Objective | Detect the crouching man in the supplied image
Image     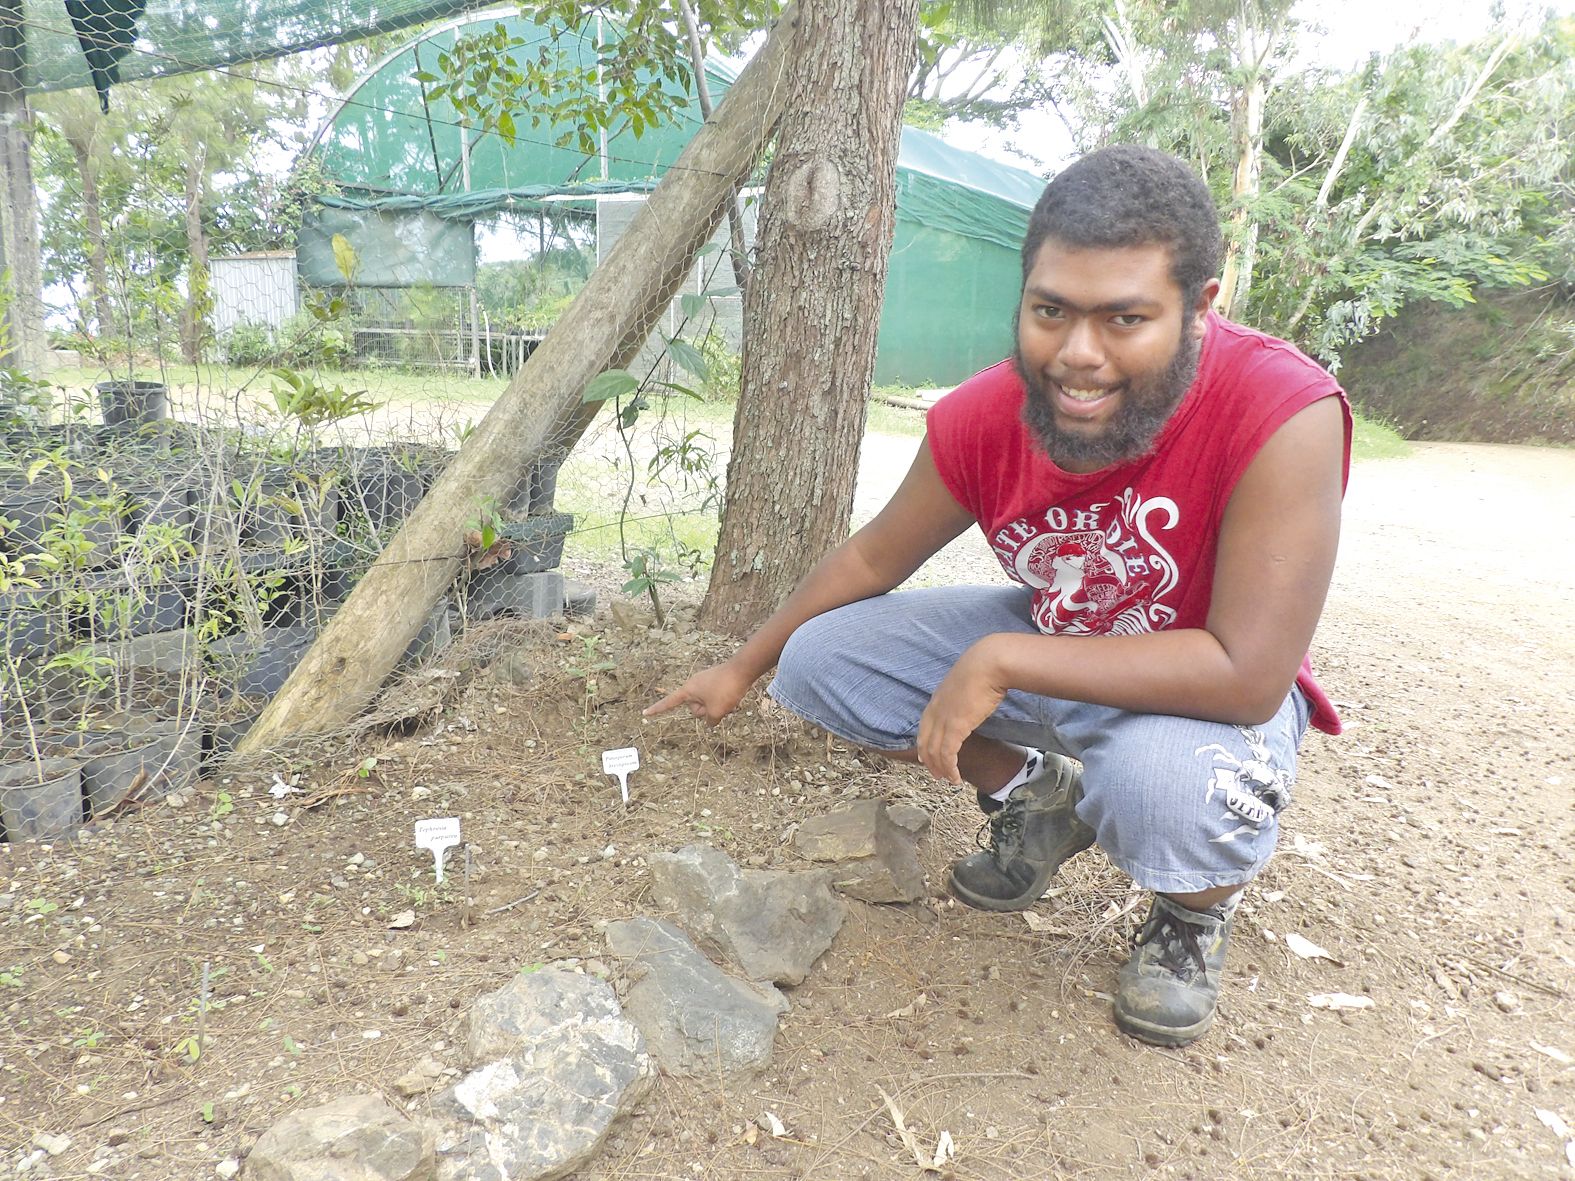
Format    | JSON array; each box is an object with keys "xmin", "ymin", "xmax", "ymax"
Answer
[{"xmin": 646, "ymin": 145, "xmax": 1350, "ymax": 1047}]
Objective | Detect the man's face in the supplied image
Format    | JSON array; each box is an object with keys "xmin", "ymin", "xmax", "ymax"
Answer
[{"xmin": 1014, "ymin": 239, "xmax": 1217, "ymax": 472}]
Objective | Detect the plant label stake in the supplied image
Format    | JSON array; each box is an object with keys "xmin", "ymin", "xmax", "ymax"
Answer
[
  {"xmin": 601, "ymin": 747, "xmax": 640, "ymax": 807},
  {"xmin": 415, "ymin": 817, "xmax": 462, "ymax": 883}
]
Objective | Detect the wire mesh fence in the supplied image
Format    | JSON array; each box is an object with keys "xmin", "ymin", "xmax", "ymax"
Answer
[{"xmin": 0, "ymin": 7, "xmax": 764, "ymax": 829}]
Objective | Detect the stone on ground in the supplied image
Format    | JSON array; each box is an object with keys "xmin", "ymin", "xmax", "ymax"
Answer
[
  {"xmin": 647, "ymin": 845, "xmax": 845, "ymax": 985},
  {"xmin": 246, "ymin": 1094, "xmax": 434, "ymax": 1181},
  {"xmin": 792, "ymin": 799, "xmax": 927, "ymax": 903},
  {"xmin": 436, "ymin": 968, "xmax": 653, "ymax": 1181},
  {"xmin": 605, "ymin": 917, "xmax": 789, "ymax": 1076}
]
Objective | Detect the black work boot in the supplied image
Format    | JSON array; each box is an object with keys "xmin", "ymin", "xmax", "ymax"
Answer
[
  {"xmin": 1114, "ymin": 894, "xmax": 1236, "ymax": 1047},
  {"xmin": 948, "ymin": 752, "xmax": 1095, "ymax": 912}
]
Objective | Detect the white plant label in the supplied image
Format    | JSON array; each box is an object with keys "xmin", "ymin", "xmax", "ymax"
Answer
[
  {"xmin": 601, "ymin": 747, "xmax": 640, "ymax": 805},
  {"xmin": 415, "ymin": 817, "xmax": 462, "ymax": 882}
]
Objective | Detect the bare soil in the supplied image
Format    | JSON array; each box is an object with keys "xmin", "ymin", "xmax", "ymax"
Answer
[{"xmin": 2, "ymin": 440, "xmax": 1572, "ymax": 1181}]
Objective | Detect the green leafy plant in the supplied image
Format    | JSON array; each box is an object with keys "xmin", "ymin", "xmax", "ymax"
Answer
[
  {"xmin": 269, "ymin": 369, "xmax": 381, "ymax": 429},
  {"xmin": 621, "ymin": 546, "xmax": 681, "ymax": 627}
]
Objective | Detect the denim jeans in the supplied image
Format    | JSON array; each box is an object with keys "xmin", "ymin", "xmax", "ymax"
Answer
[{"xmin": 768, "ymin": 586, "xmax": 1310, "ymax": 894}]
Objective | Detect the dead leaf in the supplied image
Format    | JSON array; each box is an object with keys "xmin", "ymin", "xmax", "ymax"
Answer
[
  {"xmin": 1535, "ymin": 1108, "xmax": 1571, "ymax": 1139},
  {"xmin": 1285, "ymin": 932, "xmax": 1344, "ymax": 966},
  {"xmin": 1308, "ymin": 992, "xmax": 1374, "ymax": 1011},
  {"xmin": 762, "ymin": 1111, "xmax": 787, "ymax": 1138},
  {"xmin": 884, "ymin": 993, "xmax": 929, "ymax": 1020},
  {"xmin": 1530, "ymin": 1040, "xmax": 1573, "ymax": 1067},
  {"xmin": 878, "ymin": 1089, "xmax": 951, "ymax": 1173},
  {"xmin": 1024, "ymin": 911, "xmax": 1070, "ymax": 934},
  {"xmin": 1288, "ymin": 833, "xmax": 1326, "ymax": 861}
]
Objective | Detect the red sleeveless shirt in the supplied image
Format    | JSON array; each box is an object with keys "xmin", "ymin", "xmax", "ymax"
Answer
[{"xmin": 927, "ymin": 312, "xmax": 1351, "ymax": 735}]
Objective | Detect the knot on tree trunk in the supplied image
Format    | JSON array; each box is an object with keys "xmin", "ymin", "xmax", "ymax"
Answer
[{"xmin": 779, "ymin": 156, "xmax": 842, "ymax": 231}]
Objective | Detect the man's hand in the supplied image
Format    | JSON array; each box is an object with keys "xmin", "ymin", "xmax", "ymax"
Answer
[
  {"xmin": 644, "ymin": 660, "xmax": 758, "ymax": 726},
  {"xmin": 916, "ymin": 638, "xmax": 1009, "ymax": 783}
]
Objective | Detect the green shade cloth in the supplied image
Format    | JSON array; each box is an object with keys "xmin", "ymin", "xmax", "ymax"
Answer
[
  {"xmin": 301, "ymin": 11, "xmax": 1048, "ymax": 384},
  {"xmin": 2, "ymin": 0, "xmax": 485, "ymax": 98},
  {"xmin": 297, "ymin": 206, "xmax": 476, "ymax": 288}
]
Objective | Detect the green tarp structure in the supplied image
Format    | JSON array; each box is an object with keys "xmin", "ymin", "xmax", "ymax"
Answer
[
  {"xmin": 0, "ymin": 0, "xmax": 485, "ymax": 104},
  {"xmin": 302, "ymin": 11, "xmax": 1047, "ymax": 384}
]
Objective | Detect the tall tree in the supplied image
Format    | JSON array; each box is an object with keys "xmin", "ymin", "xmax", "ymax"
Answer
[
  {"xmin": 698, "ymin": 0, "xmax": 923, "ymax": 635},
  {"xmin": 32, "ymin": 62, "xmax": 308, "ymax": 362},
  {"xmin": 0, "ymin": 0, "xmax": 46, "ymax": 375}
]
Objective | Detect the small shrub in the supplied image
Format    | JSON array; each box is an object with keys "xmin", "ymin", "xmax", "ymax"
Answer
[
  {"xmin": 276, "ymin": 311, "xmax": 352, "ymax": 369},
  {"xmin": 698, "ymin": 333, "xmax": 742, "ymax": 401},
  {"xmin": 222, "ymin": 322, "xmax": 278, "ymax": 367}
]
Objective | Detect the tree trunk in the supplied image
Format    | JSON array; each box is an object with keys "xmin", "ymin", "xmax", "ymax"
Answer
[
  {"xmin": 1217, "ymin": 70, "xmax": 1264, "ymax": 318},
  {"xmin": 67, "ymin": 133, "xmax": 115, "ymax": 341},
  {"xmin": 236, "ymin": 6, "xmax": 802, "ymax": 753},
  {"xmin": 0, "ymin": 1, "xmax": 47, "ymax": 376},
  {"xmin": 698, "ymin": 0, "xmax": 922, "ymax": 637},
  {"xmin": 180, "ymin": 147, "xmax": 209, "ymax": 364},
  {"xmin": 676, "ymin": 0, "xmax": 752, "ymax": 299}
]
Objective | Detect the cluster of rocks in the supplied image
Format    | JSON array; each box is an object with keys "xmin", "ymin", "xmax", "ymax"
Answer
[{"xmin": 243, "ymin": 799, "xmax": 929, "ymax": 1181}]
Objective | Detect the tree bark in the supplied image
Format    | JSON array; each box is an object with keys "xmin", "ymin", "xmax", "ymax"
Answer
[
  {"xmin": 65, "ymin": 131, "xmax": 115, "ymax": 341},
  {"xmin": 0, "ymin": 0, "xmax": 47, "ymax": 376},
  {"xmin": 698, "ymin": 0, "xmax": 922, "ymax": 637},
  {"xmin": 237, "ymin": 5, "xmax": 802, "ymax": 753},
  {"xmin": 180, "ymin": 147, "xmax": 209, "ymax": 364},
  {"xmin": 676, "ymin": 0, "xmax": 752, "ymax": 299}
]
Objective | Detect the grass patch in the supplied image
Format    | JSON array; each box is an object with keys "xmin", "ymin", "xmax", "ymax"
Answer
[
  {"xmin": 1350, "ymin": 411, "xmax": 1410, "ymax": 462},
  {"xmin": 43, "ymin": 363, "xmax": 508, "ymax": 406}
]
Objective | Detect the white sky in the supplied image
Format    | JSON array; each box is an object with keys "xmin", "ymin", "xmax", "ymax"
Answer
[{"xmin": 941, "ymin": 0, "xmax": 1573, "ymax": 173}]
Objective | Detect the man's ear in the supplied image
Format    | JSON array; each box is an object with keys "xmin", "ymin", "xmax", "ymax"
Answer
[{"xmin": 1193, "ymin": 278, "xmax": 1221, "ymax": 336}]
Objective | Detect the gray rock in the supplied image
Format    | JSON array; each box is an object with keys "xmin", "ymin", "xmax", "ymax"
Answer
[
  {"xmin": 605, "ymin": 917, "xmax": 788, "ymax": 1076},
  {"xmin": 442, "ymin": 969, "xmax": 653, "ymax": 1181},
  {"xmin": 392, "ymin": 1055, "xmax": 447, "ymax": 1098},
  {"xmin": 488, "ymin": 650, "xmax": 534, "ymax": 687},
  {"xmin": 887, "ymin": 803, "xmax": 932, "ymax": 837},
  {"xmin": 247, "ymin": 1094, "xmax": 434, "ymax": 1181},
  {"xmin": 647, "ymin": 845, "xmax": 845, "ymax": 985},
  {"xmin": 792, "ymin": 799, "xmax": 927, "ymax": 903}
]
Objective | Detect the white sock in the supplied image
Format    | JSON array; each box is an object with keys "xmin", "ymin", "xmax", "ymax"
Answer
[{"xmin": 987, "ymin": 749, "xmax": 1046, "ymax": 802}]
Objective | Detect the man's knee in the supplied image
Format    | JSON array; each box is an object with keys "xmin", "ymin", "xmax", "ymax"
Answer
[{"xmin": 1075, "ymin": 726, "xmax": 1295, "ymax": 893}]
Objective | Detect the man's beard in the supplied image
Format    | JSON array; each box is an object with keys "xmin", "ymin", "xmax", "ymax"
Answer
[{"xmin": 1016, "ymin": 327, "xmax": 1201, "ymax": 469}]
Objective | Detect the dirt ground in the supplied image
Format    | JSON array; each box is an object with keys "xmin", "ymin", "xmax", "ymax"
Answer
[{"xmin": 2, "ymin": 438, "xmax": 1572, "ymax": 1181}]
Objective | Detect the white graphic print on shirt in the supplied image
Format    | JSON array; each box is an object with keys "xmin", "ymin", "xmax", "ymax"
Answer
[{"xmin": 988, "ymin": 488, "xmax": 1182, "ymax": 637}]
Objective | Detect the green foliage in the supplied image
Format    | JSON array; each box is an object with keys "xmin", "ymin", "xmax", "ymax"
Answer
[
  {"xmin": 220, "ymin": 321, "xmax": 277, "ymax": 367},
  {"xmin": 30, "ymin": 61, "xmax": 314, "ymax": 359},
  {"xmin": 621, "ymin": 547, "xmax": 682, "ymax": 627},
  {"xmin": 418, "ymin": 3, "xmax": 777, "ymax": 154},
  {"xmin": 268, "ymin": 369, "xmax": 382, "ymax": 427},
  {"xmin": 476, "ymin": 242, "xmax": 594, "ymax": 328},
  {"xmin": 694, "ymin": 333, "xmax": 742, "ymax": 401}
]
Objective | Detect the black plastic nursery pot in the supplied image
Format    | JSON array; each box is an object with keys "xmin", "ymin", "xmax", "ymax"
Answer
[
  {"xmin": 235, "ymin": 464, "xmax": 340, "ymax": 547},
  {"xmin": 487, "ymin": 512, "xmax": 575, "ymax": 576},
  {"xmin": 207, "ymin": 624, "xmax": 316, "ymax": 701},
  {"xmin": 1, "ymin": 588, "xmax": 68, "ymax": 659},
  {"xmin": 0, "ymin": 756, "xmax": 83, "ymax": 841},
  {"xmin": 95, "ymin": 381, "xmax": 168, "ymax": 428},
  {"xmin": 341, "ymin": 454, "xmax": 426, "ymax": 534},
  {"xmin": 0, "ymin": 479, "xmax": 57, "ymax": 552},
  {"xmin": 80, "ymin": 719, "xmax": 200, "ymax": 818},
  {"xmin": 123, "ymin": 477, "xmax": 197, "ymax": 534}
]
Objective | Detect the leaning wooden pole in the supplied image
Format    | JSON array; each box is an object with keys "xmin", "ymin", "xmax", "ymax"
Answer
[{"xmin": 239, "ymin": 7, "xmax": 800, "ymax": 752}]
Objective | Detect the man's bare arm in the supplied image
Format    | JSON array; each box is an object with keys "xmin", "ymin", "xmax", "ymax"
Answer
[
  {"xmin": 918, "ymin": 397, "xmax": 1346, "ymax": 780},
  {"xmin": 646, "ymin": 438, "xmax": 976, "ymax": 723}
]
